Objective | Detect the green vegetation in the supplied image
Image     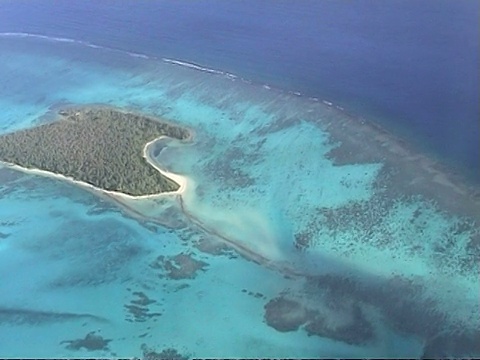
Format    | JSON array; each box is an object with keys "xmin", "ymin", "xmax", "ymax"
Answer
[{"xmin": 0, "ymin": 106, "xmax": 190, "ymax": 196}]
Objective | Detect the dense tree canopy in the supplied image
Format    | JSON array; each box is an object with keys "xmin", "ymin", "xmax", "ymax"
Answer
[{"xmin": 0, "ymin": 107, "xmax": 190, "ymax": 196}]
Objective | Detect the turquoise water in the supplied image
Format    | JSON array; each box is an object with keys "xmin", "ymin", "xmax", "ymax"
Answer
[{"xmin": 0, "ymin": 36, "xmax": 478, "ymax": 358}]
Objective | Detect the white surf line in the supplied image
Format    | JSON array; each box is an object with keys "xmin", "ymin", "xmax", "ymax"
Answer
[
  {"xmin": 0, "ymin": 32, "xmax": 154, "ymax": 61},
  {"xmin": 1, "ymin": 32, "xmax": 340, "ymax": 109},
  {"xmin": 162, "ymin": 58, "xmax": 224, "ymax": 75},
  {"xmin": 0, "ymin": 136, "xmax": 187, "ymax": 200}
]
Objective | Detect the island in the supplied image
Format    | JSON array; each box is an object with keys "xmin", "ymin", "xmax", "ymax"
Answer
[{"xmin": 0, "ymin": 106, "xmax": 190, "ymax": 197}]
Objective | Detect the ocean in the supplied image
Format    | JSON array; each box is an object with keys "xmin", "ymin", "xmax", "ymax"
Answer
[
  {"xmin": 1, "ymin": 0, "xmax": 478, "ymax": 181},
  {"xmin": 0, "ymin": 1, "xmax": 478, "ymax": 358}
]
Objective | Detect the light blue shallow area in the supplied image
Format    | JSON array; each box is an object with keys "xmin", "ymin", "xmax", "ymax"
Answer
[{"xmin": 0, "ymin": 36, "xmax": 478, "ymax": 358}]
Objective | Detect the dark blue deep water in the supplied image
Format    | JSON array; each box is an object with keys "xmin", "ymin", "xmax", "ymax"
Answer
[
  {"xmin": 0, "ymin": 2, "xmax": 479, "ymax": 358},
  {"xmin": 0, "ymin": 0, "xmax": 478, "ymax": 180}
]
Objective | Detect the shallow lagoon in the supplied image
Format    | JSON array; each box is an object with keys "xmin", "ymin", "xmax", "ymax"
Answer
[{"xmin": 0, "ymin": 35, "xmax": 478, "ymax": 358}]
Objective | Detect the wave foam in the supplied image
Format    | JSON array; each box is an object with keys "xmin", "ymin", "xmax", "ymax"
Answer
[
  {"xmin": 1, "ymin": 32, "xmax": 88, "ymax": 46},
  {"xmin": 127, "ymin": 51, "xmax": 150, "ymax": 59},
  {"xmin": 0, "ymin": 32, "xmax": 154, "ymax": 60},
  {"xmin": 0, "ymin": 31, "xmax": 350, "ymax": 113},
  {"xmin": 162, "ymin": 58, "xmax": 224, "ymax": 75}
]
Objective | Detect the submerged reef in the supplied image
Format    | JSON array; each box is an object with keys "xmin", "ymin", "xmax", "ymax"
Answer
[
  {"xmin": 263, "ymin": 297, "xmax": 310, "ymax": 332},
  {"xmin": 263, "ymin": 295, "xmax": 374, "ymax": 346},
  {"xmin": 0, "ymin": 106, "xmax": 190, "ymax": 196},
  {"xmin": 150, "ymin": 252, "xmax": 208, "ymax": 280},
  {"xmin": 61, "ymin": 331, "xmax": 112, "ymax": 351},
  {"xmin": 124, "ymin": 291, "xmax": 162, "ymax": 323},
  {"xmin": 0, "ymin": 307, "xmax": 107, "ymax": 325},
  {"xmin": 141, "ymin": 344, "xmax": 189, "ymax": 360}
]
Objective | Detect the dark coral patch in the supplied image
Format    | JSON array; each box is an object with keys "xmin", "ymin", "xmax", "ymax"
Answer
[
  {"xmin": 61, "ymin": 331, "xmax": 111, "ymax": 351},
  {"xmin": 194, "ymin": 236, "xmax": 237, "ymax": 258},
  {"xmin": 150, "ymin": 253, "xmax": 208, "ymax": 280},
  {"xmin": 422, "ymin": 330, "xmax": 480, "ymax": 359},
  {"xmin": 264, "ymin": 295, "xmax": 375, "ymax": 346},
  {"xmin": 141, "ymin": 344, "xmax": 189, "ymax": 360},
  {"xmin": 264, "ymin": 297, "xmax": 310, "ymax": 332},
  {"xmin": 124, "ymin": 291, "xmax": 161, "ymax": 323},
  {"xmin": 304, "ymin": 304, "xmax": 374, "ymax": 345}
]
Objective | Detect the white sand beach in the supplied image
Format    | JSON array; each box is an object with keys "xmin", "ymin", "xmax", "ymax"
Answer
[{"xmin": 0, "ymin": 135, "xmax": 188, "ymax": 200}]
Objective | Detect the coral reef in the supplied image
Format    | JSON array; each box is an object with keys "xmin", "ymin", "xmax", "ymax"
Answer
[
  {"xmin": 125, "ymin": 291, "xmax": 162, "ymax": 323},
  {"xmin": 0, "ymin": 307, "xmax": 107, "ymax": 325},
  {"xmin": 264, "ymin": 297, "xmax": 310, "ymax": 332},
  {"xmin": 141, "ymin": 344, "xmax": 189, "ymax": 360},
  {"xmin": 194, "ymin": 236, "xmax": 236, "ymax": 257},
  {"xmin": 61, "ymin": 331, "xmax": 111, "ymax": 351},
  {"xmin": 263, "ymin": 295, "xmax": 375, "ymax": 345},
  {"xmin": 150, "ymin": 252, "xmax": 208, "ymax": 280}
]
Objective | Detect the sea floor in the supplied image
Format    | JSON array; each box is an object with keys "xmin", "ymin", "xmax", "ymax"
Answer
[{"xmin": 0, "ymin": 34, "xmax": 478, "ymax": 358}]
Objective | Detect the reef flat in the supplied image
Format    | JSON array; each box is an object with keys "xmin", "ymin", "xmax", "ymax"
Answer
[{"xmin": 0, "ymin": 107, "xmax": 190, "ymax": 196}]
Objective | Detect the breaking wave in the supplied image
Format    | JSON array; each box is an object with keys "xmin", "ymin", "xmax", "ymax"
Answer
[{"xmin": 0, "ymin": 31, "xmax": 344, "ymax": 112}]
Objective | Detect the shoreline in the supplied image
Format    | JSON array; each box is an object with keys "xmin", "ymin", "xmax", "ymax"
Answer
[
  {"xmin": 142, "ymin": 136, "xmax": 188, "ymax": 196},
  {"xmin": 0, "ymin": 135, "xmax": 188, "ymax": 200}
]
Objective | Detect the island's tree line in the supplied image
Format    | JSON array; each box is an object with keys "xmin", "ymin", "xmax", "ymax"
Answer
[{"xmin": 0, "ymin": 107, "xmax": 190, "ymax": 196}]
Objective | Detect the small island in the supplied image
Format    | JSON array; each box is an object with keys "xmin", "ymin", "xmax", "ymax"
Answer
[{"xmin": 0, "ymin": 106, "xmax": 190, "ymax": 197}]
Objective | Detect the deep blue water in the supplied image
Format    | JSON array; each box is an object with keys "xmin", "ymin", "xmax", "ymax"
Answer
[
  {"xmin": 0, "ymin": 2, "xmax": 479, "ymax": 357},
  {"xmin": 0, "ymin": 0, "xmax": 478, "ymax": 180}
]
